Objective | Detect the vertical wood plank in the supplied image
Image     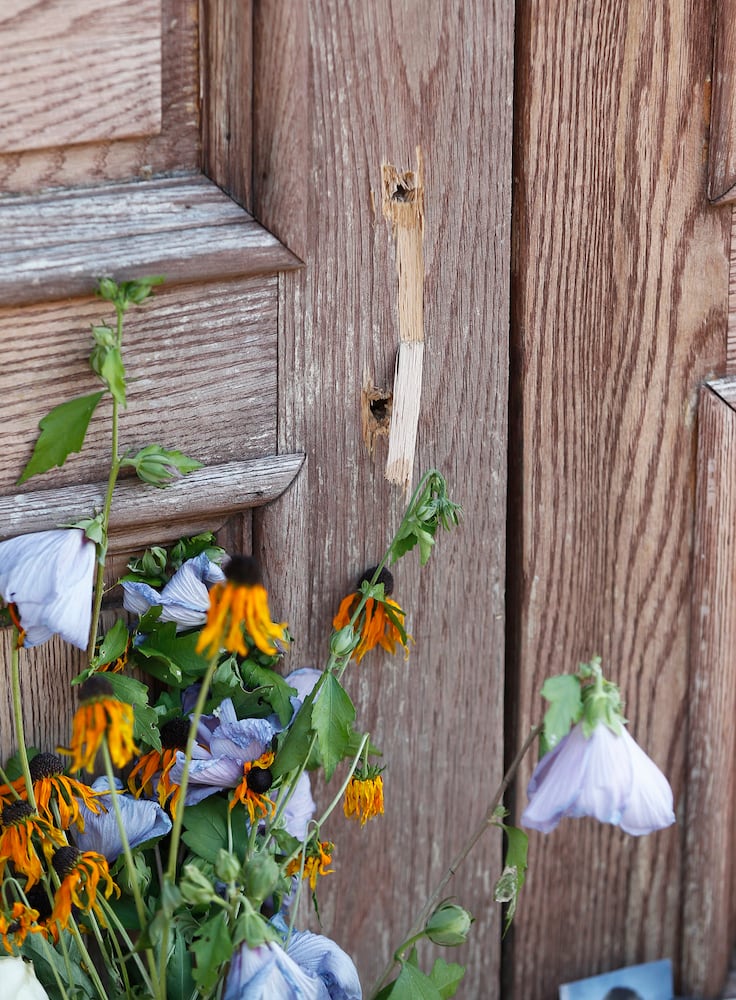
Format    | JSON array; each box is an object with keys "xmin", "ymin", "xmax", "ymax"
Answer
[
  {"xmin": 682, "ymin": 385, "xmax": 736, "ymax": 998},
  {"xmin": 707, "ymin": 0, "xmax": 736, "ymax": 203},
  {"xmin": 200, "ymin": 0, "xmax": 253, "ymax": 209},
  {"xmin": 510, "ymin": 0, "xmax": 730, "ymax": 995},
  {"xmin": 251, "ymin": 2, "xmax": 513, "ymax": 994}
]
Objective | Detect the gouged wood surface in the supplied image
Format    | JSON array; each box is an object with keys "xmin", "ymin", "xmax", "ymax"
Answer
[
  {"xmin": 200, "ymin": 0, "xmax": 253, "ymax": 209},
  {"xmin": 708, "ymin": 0, "xmax": 736, "ymax": 203},
  {"xmin": 510, "ymin": 1, "xmax": 730, "ymax": 996},
  {"xmin": 0, "ymin": 279, "xmax": 279, "ymax": 493},
  {"xmin": 683, "ymin": 386, "xmax": 736, "ymax": 997},
  {"xmin": 0, "ymin": 176, "xmax": 300, "ymax": 305},
  {"xmin": 0, "ymin": 0, "xmax": 198, "ymax": 193},
  {"xmin": 252, "ymin": 2, "xmax": 513, "ymax": 994},
  {"xmin": 0, "ymin": 455, "xmax": 304, "ymax": 550},
  {"xmin": 728, "ymin": 206, "xmax": 736, "ymax": 371},
  {"xmin": 0, "ymin": 0, "xmax": 162, "ymax": 154}
]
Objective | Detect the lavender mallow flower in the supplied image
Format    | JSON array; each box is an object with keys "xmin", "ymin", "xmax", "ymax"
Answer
[
  {"xmin": 224, "ymin": 932, "xmax": 362, "ymax": 1000},
  {"xmin": 521, "ymin": 721, "xmax": 675, "ymax": 836},
  {"xmin": 74, "ymin": 777, "xmax": 172, "ymax": 861},
  {"xmin": 122, "ymin": 553, "xmax": 224, "ymax": 630},
  {"xmin": 0, "ymin": 528, "xmax": 95, "ymax": 648}
]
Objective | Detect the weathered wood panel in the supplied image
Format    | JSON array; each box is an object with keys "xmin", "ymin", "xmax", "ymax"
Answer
[
  {"xmin": 0, "ymin": 279, "xmax": 280, "ymax": 493},
  {"xmin": 0, "ymin": 0, "xmax": 198, "ymax": 193},
  {"xmin": 0, "ymin": 0, "xmax": 162, "ymax": 154},
  {"xmin": 0, "ymin": 176, "xmax": 300, "ymax": 305},
  {"xmin": 510, "ymin": 1, "xmax": 729, "ymax": 996},
  {"xmin": 251, "ymin": 2, "xmax": 513, "ymax": 995},
  {"xmin": 682, "ymin": 382, "xmax": 736, "ymax": 998},
  {"xmin": 707, "ymin": 0, "xmax": 736, "ymax": 203}
]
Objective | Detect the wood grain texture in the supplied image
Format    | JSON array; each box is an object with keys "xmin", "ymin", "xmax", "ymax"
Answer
[
  {"xmin": 0, "ymin": 0, "xmax": 162, "ymax": 154},
  {"xmin": 682, "ymin": 384, "xmax": 736, "ymax": 997},
  {"xmin": 510, "ymin": 1, "xmax": 729, "ymax": 996},
  {"xmin": 0, "ymin": 176, "xmax": 301, "ymax": 305},
  {"xmin": 200, "ymin": 0, "xmax": 253, "ymax": 209},
  {"xmin": 0, "ymin": 455, "xmax": 304, "ymax": 549},
  {"xmin": 0, "ymin": 278, "xmax": 279, "ymax": 493},
  {"xmin": 707, "ymin": 0, "xmax": 736, "ymax": 202},
  {"xmin": 727, "ymin": 207, "xmax": 736, "ymax": 370},
  {"xmin": 0, "ymin": 0, "xmax": 198, "ymax": 193},
  {"xmin": 252, "ymin": 2, "xmax": 513, "ymax": 994}
]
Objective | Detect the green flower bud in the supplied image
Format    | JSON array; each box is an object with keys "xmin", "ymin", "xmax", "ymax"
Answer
[
  {"xmin": 243, "ymin": 852, "xmax": 280, "ymax": 905},
  {"xmin": 124, "ymin": 445, "xmax": 202, "ymax": 488},
  {"xmin": 424, "ymin": 900, "xmax": 473, "ymax": 947},
  {"xmin": 97, "ymin": 277, "xmax": 118, "ymax": 301},
  {"xmin": 330, "ymin": 625, "xmax": 358, "ymax": 658},
  {"xmin": 215, "ymin": 849, "xmax": 241, "ymax": 884},
  {"xmin": 180, "ymin": 864, "xmax": 216, "ymax": 906}
]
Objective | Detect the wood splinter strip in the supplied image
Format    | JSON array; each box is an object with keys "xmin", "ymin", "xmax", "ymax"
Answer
[{"xmin": 382, "ymin": 146, "xmax": 424, "ymax": 490}]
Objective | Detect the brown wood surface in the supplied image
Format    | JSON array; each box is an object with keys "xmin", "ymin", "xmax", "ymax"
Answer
[
  {"xmin": 682, "ymin": 383, "xmax": 736, "ymax": 997},
  {"xmin": 0, "ymin": 176, "xmax": 300, "ymax": 305},
  {"xmin": 707, "ymin": 0, "xmax": 736, "ymax": 203},
  {"xmin": 0, "ymin": 279, "xmax": 279, "ymax": 493},
  {"xmin": 249, "ymin": 2, "xmax": 513, "ymax": 994},
  {"xmin": 0, "ymin": 0, "xmax": 162, "ymax": 155},
  {"xmin": 0, "ymin": 0, "xmax": 198, "ymax": 194},
  {"xmin": 510, "ymin": 1, "xmax": 730, "ymax": 996}
]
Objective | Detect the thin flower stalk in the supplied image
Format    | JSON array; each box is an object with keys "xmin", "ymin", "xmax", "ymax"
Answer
[{"xmin": 10, "ymin": 638, "xmax": 36, "ymax": 810}]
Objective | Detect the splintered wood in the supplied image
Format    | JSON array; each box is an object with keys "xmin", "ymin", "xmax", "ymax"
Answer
[{"xmin": 382, "ymin": 147, "xmax": 425, "ymax": 490}]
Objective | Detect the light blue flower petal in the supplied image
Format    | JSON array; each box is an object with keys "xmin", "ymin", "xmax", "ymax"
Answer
[
  {"xmin": 224, "ymin": 943, "xmax": 330, "ymax": 1000},
  {"xmin": 122, "ymin": 582, "xmax": 163, "ymax": 617},
  {"xmin": 573, "ymin": 723, "xmax": 631, "ymax": 824},
  {"xmin": 618, "ymin": 728, "xmax": 675, "ymax": 835},
  {"xmin": 209, "ymin": 717, "xmax": 275, "ymax": 761},
  {"xmin": 122, "ymin": 556, "xmax": 225, "ymax": 631},
  {"xmin": 287, "ymin": 930, "xmax": 362, "ymax": 1000},
  {"xmin": 521, "ymin": 724, "xmax": 591, "ymax": 833},
  {"xmin": 285, "ymin": 667, "xmax": 323, "ymax": 703},
  {"xmin": 74, "ymin": 777, "xmax": 172, "ymax": 861},
  {"xmin": 169, "ymin": 751, "xmax": 245, "ymax": 789},
  {"xmin": 0, "ymin": 529, "xmax": 95, "ymax": 649},
  {"xmin": 278, "ymin": 772, "xmax": 316, "ymax": 841}
]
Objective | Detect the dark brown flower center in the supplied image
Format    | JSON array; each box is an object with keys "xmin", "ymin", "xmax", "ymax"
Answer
[
  {"xmin": 52, "ymin": 846, "xmax": 81, "ymax": 878},
  {"xmin": 224, "ymin": 556, "xmax": 262, "ymax": 587},
  {"xmin": 79, "ymin": 676, "xmax": 114, "ymax": 702},
  {"xmin": 29, "ymin": 752, "xmax": 65, "ymax": 782},
  {"xmin": 160, "ymin": 718, "xmax": 191, "ymax": 750},
  {"xmin": 1, "ymin": 801, "xmax": 33, "ymax": 826},
  {"xmin": 246, "ymin": 766, "xmax": 273, "ymax": 794},
  {"xmin": 358, "ymin": 566, "xmax": 394, "ymax": 596}
]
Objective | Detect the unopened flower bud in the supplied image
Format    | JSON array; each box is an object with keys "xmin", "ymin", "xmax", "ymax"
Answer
[
  {"xmin": 180, "ymin": 864, "xmax": 216, "ymax": 906},
  {"xmin": 243, "ymin": 852, "xmax": 280, "ymax": 905},
  {"xmin": 215, "ymin": 849, "xmax": 241, "ymax": 884},
  {"xmin": 424, "ymin": 901, "xmax": 473, "ymax": 947},
  {"xmin": 330, "ymin": 625, "xmax": 358, "ymax": 658}
]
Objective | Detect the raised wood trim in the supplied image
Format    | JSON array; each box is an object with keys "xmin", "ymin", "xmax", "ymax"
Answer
[
  {"xmin": 682, "ymin": 382, "xmax": 736, "ymax": 997},
  {"xmin": 0, "ymin": 455, "xmax": 304, "ymax": 551},
  {"xmin": 708, "ymin": 0, "xmax": 736, "ymax": 203},
  {"xmin": 0, "ymin": 175, "xmax": 301, "ymax": 306}
]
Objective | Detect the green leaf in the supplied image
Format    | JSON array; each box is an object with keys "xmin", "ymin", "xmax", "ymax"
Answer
[
  {"xmin": 495, "ymin": 824, "xmax": 529, "ymax": 934},
  {"xmin": 190, "ymin": 911, "xmax": 233, "ymax": 992},
  {"xmin": 182, "ymin": 796, "xmax": 248, "ymax": 864},
  {"xmin": 18, "ymin": 391, "xmax": 105, "ymax": 484},
  {"xmin": 312, "ymin": 673, "xmax": 356, "ymax": 781},
  {"xmin": 428, "ymin": 959, "xmax": 466, "ymax": 999},
  {"xmin": 100, "ymin": 345, "xmax": 127, "ymax": 406},
  {"xmin": 102, "ymin": 672, "xmax": 149, "ymax": 706},
  {"xmin": 270, "ymin": 690, "xmax": 319, "ymax": 779},
  {"xmin": 539, "ymin": 673, "xmax": 583, "ymax": 751},
  {"xmin": 92, "ymin": 619, "xmax": 129, "ymax": 668},
  {"xmin": 134, "ymin": 623, "xmax": 209, "ymax": 688},
  {"xmin": 379, "ymin": 962, "xmax": 444, "ymax": 1000},
  {"xmin": 166, "ymin": 928, "xmax": 196, "ymax": 1000},
  {"xmin": 238, "ymin": 659, "xmax": 297, "ymax": 726}
]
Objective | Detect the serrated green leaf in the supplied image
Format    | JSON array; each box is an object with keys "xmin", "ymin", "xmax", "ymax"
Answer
[
  {"xmin": 540, "ymin": 673, "xmax": 583, "ymax": 750},
  {"xmin": 428, "ymin": 958, "xmax": 466, "ymax": 999},
  {"xmin": 238, "ymin": 659, "xmax": 297, "ymax": 726},
  {"xmin": 18, "ymin": 391, "xmax": 105, "ymax": 484},
  {"xmin": 134, "ymin": 623, "xmax": 209, "ymax": 687},
  {"xmin": 190, "ymin": 911, "xmax": 233, "ymax": 992},
  {"xmin": 270, "ymin": 689, "xmax": 319, "ymax": 779},
  {"xmin": 92, "ymin": 619, "xmax": 129, "ymax": 668},
  {"xmin": 380, "ymin": 962, "xmax": 444, "ymax": 1000},
  {"xmin": 182, "ymin": 796, "xmax": 248, "ymax": 863},
  {"xmin": 312, "ymin": 673, "xmax": 356, "ymax": 781}
]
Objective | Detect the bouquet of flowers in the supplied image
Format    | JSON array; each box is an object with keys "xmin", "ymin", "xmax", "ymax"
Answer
[{"xmin": 0, "ymin": 279, "xmax": 676, "ymax": 1000}]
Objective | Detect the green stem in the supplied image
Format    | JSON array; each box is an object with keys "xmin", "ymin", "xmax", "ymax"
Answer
[
  {"xmin": 10, "ymin": 635, "xmax": 36, "ymax": 810},
  {"xmin": 97, "ymin": 893, "xmax": 155, "ymax": 991},
  {"xmin": 101, "ymin": 739, "xmax": 160, "ymax": 997},
  {"xmin": 369, "ymin": 722, "xmax": 543, "ymax": 998},
  {"xmin": 87, "ymin": 396, "xmax": 120, "ymax": 660}
]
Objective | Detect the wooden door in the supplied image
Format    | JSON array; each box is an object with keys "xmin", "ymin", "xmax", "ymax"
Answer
[{"xmin": 0, "ymin": 1, "xmax": 514, "ymax": 996}]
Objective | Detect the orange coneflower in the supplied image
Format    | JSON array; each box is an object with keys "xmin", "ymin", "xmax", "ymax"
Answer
[
  {"xmin": 0, "ymin": 901, "xmax": 48, "ymax": 953},
  {"xmin": 344, "ymin": 767, "xmax": 384, "ymax": 825},
  {"xmin": 332, "ymin": 567, "xmax": 411, "ymax": 662},
  {"xmin": 59, "ymin": 677, "xmax": 136, "ymax": 773},
  {"xmin": 0, "ymin": 801, "xmax": 65, "ymax": 890},
  {"xmin": 197, "ymin": 556, "xmax": 287, "ymax": 658},
  {"xmin": 128, "ymin": 717, "xmax": 191, "ymax": 807},
  {"xmin": 286, "ymin": 840, "xmax": 334, "ymax": 891},
  {"xmin": 50, "ymin": 846, "xmax": 119, "ymax": 931},
  {"xmin": 24, "ymin": 752, "xmax": 103, "ymax": 832},
  {"xmin": 230, "ymin": 751, "xmax": 276, "ymax": 824}
]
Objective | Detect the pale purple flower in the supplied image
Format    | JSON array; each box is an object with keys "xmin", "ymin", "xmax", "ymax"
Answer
[
  {"xmin": 521, "ymin": 722, "xmax": 675, "ymax": 836},
  {"xmin": 0, "ymin": 528, "xmax": 95, "ymax": 648},
  {"xmin": 224, "ymin": 932, "xmax": 361, "ymax": 1000},
  {"xmin": 122, "ymin": 553, "xmax": 224, "ymax": 630},
  {"xmin": 73, "ymin": 777, "xmax": 172, "ymax": 861}
]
